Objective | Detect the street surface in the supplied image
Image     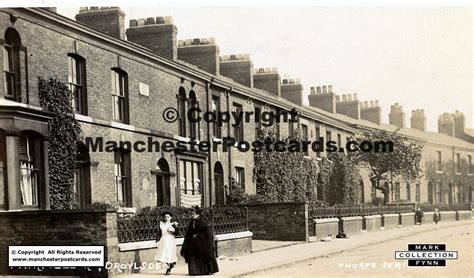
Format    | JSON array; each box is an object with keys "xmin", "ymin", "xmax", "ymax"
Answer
[{"xmin": 256, "ymin": 223, "xmax": 473, "ymax": 277}]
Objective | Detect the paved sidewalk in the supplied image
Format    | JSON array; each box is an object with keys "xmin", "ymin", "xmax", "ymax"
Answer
[
  {"xmin": 122, "ymin": 219, "xmax": 473, "ymax": 277},
  {"xmin": 251, "ymin": 240, "xmax": 303, "ymax": 253}
]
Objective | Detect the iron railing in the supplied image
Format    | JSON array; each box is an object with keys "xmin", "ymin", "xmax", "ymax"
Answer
[
  {"xmin": 308, "ymin": 203, "xmax": 416, "ymax": 237},
  {"xmin": 309, "ymin": 203, "xmax": 416, "ymax": 219},
  {"xmin": 117, "ymin": 206, "xmax": 249, "ymax": 243}
]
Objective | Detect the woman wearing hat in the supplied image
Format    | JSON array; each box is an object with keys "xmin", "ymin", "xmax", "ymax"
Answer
[
  {"xmin": 180, "ymin": 206, "xmax": 219, "ymax": 275},
  {"xmin": 155, "ymin": 211, "xmax": 179, "ymax": 275}
]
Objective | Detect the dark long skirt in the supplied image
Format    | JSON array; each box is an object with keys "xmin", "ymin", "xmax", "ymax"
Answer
[{"xmin": 188, "ymin": 256, "xmax": 219, "ymax": 276}]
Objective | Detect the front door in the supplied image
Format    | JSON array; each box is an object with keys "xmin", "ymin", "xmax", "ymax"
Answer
[{"xmin": 157, "ymin": 174, "xmax": 170, "ymax": 206}]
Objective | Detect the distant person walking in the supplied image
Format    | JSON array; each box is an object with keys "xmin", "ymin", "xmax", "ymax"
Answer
[
  {"xmin": 181, "ymin": 206, "xmax": 219, "ymax": 276},
  {"xmin": 433, "ymin": 208, "xmax": 441, "ymax": 225},
  {"xmin": 415, "ymin": 207, "xmax": 424, "ymax": 225},
  {"xmin": 155, "ymin": 211, "xmax": 179, "ymax": 275}
]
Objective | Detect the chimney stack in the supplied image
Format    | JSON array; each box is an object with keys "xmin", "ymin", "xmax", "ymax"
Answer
[
  {"xmin": 438, "ymin": 113, "xmax": 455, "ymax": 136},
  {"xmin": 126, "ymin": 16, "xmax": 177, "ymax": 60},
  {"xmin": 360, "ymin": 100, "xmax": 381, "ymax": 124},
  {"xmin": 389, "ymin": 103, "xmax": 405, "ymax": 128},
  {"xmin": 76, "ymin": 7, "xmax": 125, "ymax": 39},
  {"xmin": 336, "ymin": 93, "xmax": 360, "ymax": 120},
  {"xmin": 219, "ymin": 54, "xmax": 253, "ymax": 88},
  {"xmin": 178, "ymin": 38, "xmax": 220, "ymax": 74},
  {"xmin": 453, "ymin": 110, "xmax": 465, "ymax": 139},
  {"xmin": 281, "ymin": 78, "xmax": 303, "ymax": 106},
  {"xmin": 253, "ymin": 67, "xmax": 281, "ymax": 97},
  {"xmin": 410, "ymin": 109, "xmax": 426, "ymax": 131},
  {"xmin": 308, "ymin": 85, "xmax": 336, "ymax": 113}
]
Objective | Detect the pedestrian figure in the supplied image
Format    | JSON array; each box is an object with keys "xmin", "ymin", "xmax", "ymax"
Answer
[
  {"xmin": 433, "ymin": 208, "xmax": 441, "ymax": 225},
  {"xmin": 155, "ymin": 211, "xmax": 179, "ymax": 275},
  {"xmin": 415, "ymin": 207, "xmax": 424, "ymax": 225},
  {"xmin": 181, "ymin": 206, "xmax": 219, "ymax": 276}
]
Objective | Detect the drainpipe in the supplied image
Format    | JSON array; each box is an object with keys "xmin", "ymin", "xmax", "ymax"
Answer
[
  {"xmin": 226, "ymin": 87, "xmax": 233, "ymax": 198},
  {"xmin": 206, "ymin": 79, "xmax": 213, "ymax": 207}
]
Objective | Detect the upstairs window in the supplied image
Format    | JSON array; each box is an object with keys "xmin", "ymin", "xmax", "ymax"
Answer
[
  {"xmin": 315, "ymin": 126, "xmax": 321, "ymax": 158},
  {"xmin": 68, "ymin": 54, "xmax": 87, "ymax": 115},
  {"xmin": 188, "ymin": 91, "xmax": 199, "ymax": 140},
  {"xmin": 436, "ymin": 151, "xmax": 442, "ymax": 171},
  {"xmin": 254, "ymin": 105, "xmax": 262, "ymax": 139},
  {"xmin": 212, "ymin": 96, "xmax": 221, "ymax": 138},
  {"xmin": 455, "ymin": 153, "xmax": 461, "ymax": 173},
  {"xmin": 326, "ymin": 131, "xmax": 332, "ymax": 142},
  {"xmin": 3, "ymin": 28, "xmax": 21, "ymax": 101},
  {"xmin": 301, "ymin": 124, "xmax": 308, "ymax": 156},
  {"xmin": 233, "ymin": 103, "xmax": 244, "ymax": 142},
  {"xmin": 111, "ymin": 68, "xmax": 129, "ymax": 124},
  {"xmin": 177, "ymin": 87, "xmax": 187, "ymax": 137},
  {"xmin": 468, "ymin": 155, "xmax": 473, "ymax": 174}
]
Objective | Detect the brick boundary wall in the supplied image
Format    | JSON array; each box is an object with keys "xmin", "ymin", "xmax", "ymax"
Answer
[
  {"xmin": 382, "ymin": 213, "xmax": 399, "ymax": 229},
  {"xmin": 457, "ymin": 210, "xmax": 472, "ymax": 220},
  {"xmin": 242, "ymin": 202, "xmax": 308, "ymax": 241},
  {"xmin": 363, "ymin": 215, "xmax": 382, "ymax": 232},
  {"xmin": 313, "ymin": 218, "xmax": 339, "ymax": 239},
  {"xmin": 341, "ymin": 216, "xmax": 363, "ymax": 235},
  {"xmin": 114, "ymin": 232, "xmax": 252, "ymax": 274},
  {"xmin": 0, "ymin": 209, "xmax": 117, "ymax": 277},
  {"xmin": 399, "ymin": 212, "xmax": 415, "ymax": 226}
]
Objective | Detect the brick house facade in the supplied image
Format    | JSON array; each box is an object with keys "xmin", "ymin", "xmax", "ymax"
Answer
[{"xmin": 0, "ymin": 7, "xmax": 472, "ymax": 211}]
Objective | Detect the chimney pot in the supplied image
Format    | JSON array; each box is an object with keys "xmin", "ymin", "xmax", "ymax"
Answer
[{"xmin": 146, "ymin": 17, "xmax": 155, "ymax": 25}]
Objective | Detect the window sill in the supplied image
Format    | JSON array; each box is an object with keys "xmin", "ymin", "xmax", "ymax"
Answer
[
  {"xmin": 111, "ymin": 121, "xmax": 135, "ymax": 131},
  {"xmin": 75, "ymin": 114, "xmax": 93, "ymax": 123},
  {"xmin": 212, "ymin": 137, "xmax": 223, "ymax": 143},
  {"xmin": 177, "ymin": 136, "xmax": 191, "ymax": 143}
]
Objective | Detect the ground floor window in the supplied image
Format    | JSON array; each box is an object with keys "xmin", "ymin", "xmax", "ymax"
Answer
[
  {"xmin": 179, "ymin": 160, "xmax": 202, "ymax": 195},
  {"xmin": 436, "ymin": 182, "xmax": 443, "ymax": 204},
  {"xmin": 114, "ymin": 149, "xmax": 132, "ymax": 206},
  {"xmin": 19, "ymin": 132, "xmax": 43, "ymax": 207},
  {"xmin": 455, "ymin": 183, "xmax": 462, "ymax": 203},
  {"xmin": 74, "ymin": 142, "xmax": 91, "ymax": 209},
  {"xmin": 0, "ymin": 130, "xmax": 5, "ymax": 208},
  {"xmin": 179, "ymin": 159, "xmax": 203, "ymax": 207},
  {"xmin": 235, "ymin": 167, "xmax": 245, "ymax": 189}
]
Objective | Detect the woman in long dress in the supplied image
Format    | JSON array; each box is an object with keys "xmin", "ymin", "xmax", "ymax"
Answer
[
  {"xmin": 180, "ymin": 206, "xmax": 219, "ymax": 276},
  {"xmin": 155, "ymin": 211, "xmax": 179, "ymax": 275}
]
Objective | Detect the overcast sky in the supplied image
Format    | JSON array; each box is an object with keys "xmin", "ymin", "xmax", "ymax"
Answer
[{"xmin": 56, "ymin": 5, "xmax": 473, "ymax": 131}]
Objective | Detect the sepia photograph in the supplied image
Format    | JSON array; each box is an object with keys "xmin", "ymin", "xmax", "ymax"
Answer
[{"xmin": 0, "ymin": 0, "xmax": 472, "ymax": 277}]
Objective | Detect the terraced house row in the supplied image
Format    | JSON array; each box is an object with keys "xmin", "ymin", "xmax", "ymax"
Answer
[{"xmin": 0, "ymin": 7, "xmax": 472, "ymax": 211}]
